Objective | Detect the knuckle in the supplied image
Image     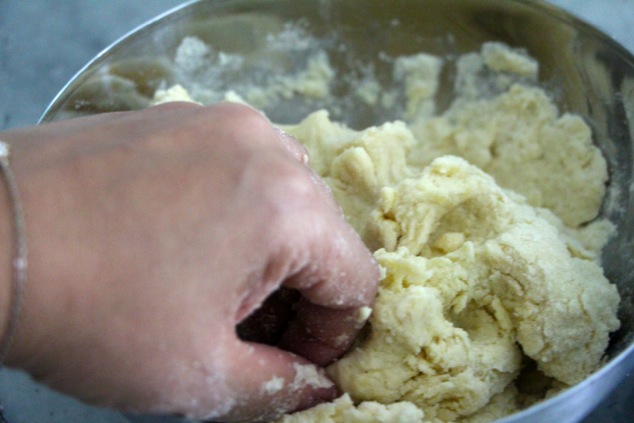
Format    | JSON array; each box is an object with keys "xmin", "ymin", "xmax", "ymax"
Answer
[
  {"xmin": 262, "ymin": 159, "xmax": 318, "ymax": 212},
  {"xmin": 254, "ymin": 157, "xmax": 321, "ymax": 240},
  {"xmin": 211, "ymin": 103, "xmax": 275, "ymax": 146}
]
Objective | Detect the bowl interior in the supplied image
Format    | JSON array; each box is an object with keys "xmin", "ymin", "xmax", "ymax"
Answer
[{"xmin": 41, "ymin": 0, "xmax": 634, "ymax": 414}]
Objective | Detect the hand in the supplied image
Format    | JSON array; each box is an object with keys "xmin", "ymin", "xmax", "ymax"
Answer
[{"xmin": 0, "ymin": 103, "xmax": 379, "ymax": 421}]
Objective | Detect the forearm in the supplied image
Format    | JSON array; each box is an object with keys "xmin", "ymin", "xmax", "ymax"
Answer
[{"xmin": 0, "ymin": 128, "xmax": 85, "ymax": 372}]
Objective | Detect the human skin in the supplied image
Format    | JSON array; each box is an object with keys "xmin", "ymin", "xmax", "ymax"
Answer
[{"xmin": 0, "ymin": 102, "xmax": 379, "ymax": 421}]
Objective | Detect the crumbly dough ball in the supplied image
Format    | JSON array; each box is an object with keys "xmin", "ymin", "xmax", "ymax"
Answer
[
  {"xmin": 459, "ymin": 385, "xmax": 521, "ymax": 423},
  {"xmin": 319, "ymin": 154, "xmax": 618, "ymax": 421},
  {"xmin": 279, "ymin": 110, "xmax": 359, "ymax": 179},
  {"xmin": 285, "ymin": 112, "xmax": 416, "ymax": 252},
  {"xmin": 152, "ymin": 84, "xmax": 199, "ymax": 105},
  {"xmin": 275, "ymin": 394, "xmax": 424, "ymax": 423},
  {"xmin": 480, "ymin": 42, "xmax": 539, "ymax": 78},
  {"xmin": 409, "ymin": 45, "xmax": 607, "ymax": 228},
  {"xmin": 484, "ymin": 218, "xmax": 620, "ymax": 384},
  {"xmin": 394, "ymin": 53, "xmax": 443, "ymax": 120},
  {"xmin": 282, "ymin": 100, "xmax": 620, "ymax": 419}
]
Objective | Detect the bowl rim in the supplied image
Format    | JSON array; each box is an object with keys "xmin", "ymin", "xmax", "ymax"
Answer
[
  {"xmin": 38, "ymin": 0, "xmax": 201, "ymax": 123},
  {"xmin": 39, "ymin": 0, "xmax": 634, "ymax": 123},
  {"xmin": 37, "ymin": 0, "xmax": 634, "ymax": 420}
]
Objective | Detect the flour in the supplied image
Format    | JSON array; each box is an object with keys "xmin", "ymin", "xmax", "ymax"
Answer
[
  {"xmin": 289, "ymin": 363, "xmax": 334, "ymax": 392},
  {"xmin": 261, "ymin": 377, "xmax": 285, "ymax": 395}
]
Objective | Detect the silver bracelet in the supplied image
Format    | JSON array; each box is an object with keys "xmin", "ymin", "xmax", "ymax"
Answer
[{"xmin": 0, "ymin": 141, "xmax": 26, "ymax": 366}]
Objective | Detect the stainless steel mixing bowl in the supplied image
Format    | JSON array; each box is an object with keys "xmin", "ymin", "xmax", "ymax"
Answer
[{"xmin": 39, "ymin": 0, "xmax": 634, "ymax": 422}]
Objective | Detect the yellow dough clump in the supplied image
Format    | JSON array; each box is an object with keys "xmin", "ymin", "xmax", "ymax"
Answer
[
  {"xmin": 154, "ymin": 42, "xmax": 620, "ymax": 422},
  {"xmin": 279, "ymin": 112, "xmax": 618, "ymax": 421},
  {"xmin": 277, "ymin": 44, "xmax": 618, "ymax": 422}
]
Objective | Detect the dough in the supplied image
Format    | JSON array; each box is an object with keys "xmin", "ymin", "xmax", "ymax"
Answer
[
  {"xmin": 154, "ymin": 42, "xmax": 620, "ymax": 422},
  {"xmin": 275, "ymin": 394, "xmax": 424, "ymax": 423},
  {"xmin": 278, "ymin": 43, "xmax": 619, "ymax": 422}
]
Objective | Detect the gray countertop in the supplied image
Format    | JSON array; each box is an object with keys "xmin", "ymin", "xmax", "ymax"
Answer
[{"xmin": 1, "ymin": 1, "xmax": 633, "ymax": 422}]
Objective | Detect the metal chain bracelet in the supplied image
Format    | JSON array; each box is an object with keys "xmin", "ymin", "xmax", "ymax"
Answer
[{"xmin": 0, "ymin": 140, "xmax": 27, "ymax": 367}]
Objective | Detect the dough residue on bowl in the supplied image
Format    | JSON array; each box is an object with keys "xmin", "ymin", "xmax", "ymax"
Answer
[{"xmin": 153, "ymin": 40, "xmax": 620, "ymax": 423}]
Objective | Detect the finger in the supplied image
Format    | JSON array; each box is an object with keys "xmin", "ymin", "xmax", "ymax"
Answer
[
  {"xmin": 235, "ymin": 102, "xmax": 311, "ymax": 165},
  {"xmin": 212, "ymin": 101, "xmax": 311, "ymax": 166},
  {"xmin": 197, "ymin": 340, "xmax": 337, "ymax": 422},
  {"xmin": 237, "ymin": 287, "xmax": 299, "ymax": 345},
  {"xmin": 280, "ymin": 204, "xmax": 380, "ymax": 365},
  {"xmin": 279, "ymin": 299, "xmax": 372, "ymax": 366},
  {"xmin": 274, "ymin": 127, "xmax": 311, "ymax": 166},
  {"xmin": 285, "ymin": 210, "xmax": 379, "ymax": 309}
]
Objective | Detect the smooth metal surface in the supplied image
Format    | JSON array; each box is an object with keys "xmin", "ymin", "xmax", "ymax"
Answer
[{"xmin": 38, "ymin": 1, "xmax": 634, "ymax": 422}]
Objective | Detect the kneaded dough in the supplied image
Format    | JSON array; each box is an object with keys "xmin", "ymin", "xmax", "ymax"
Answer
[
  {"xmin": 277, "ymin": 43, "xmax": 619, "ymax": 422},
  {"xmin": 278, "ymin": 124, "xmax": 618, "ymax": 421},
  {"xmin": 154, "ymin": 42, "xmax": 620, "ymax": 422},
  {"xmin": 275, "ymin": 394, "xmax": 424, "ymax": 423}
]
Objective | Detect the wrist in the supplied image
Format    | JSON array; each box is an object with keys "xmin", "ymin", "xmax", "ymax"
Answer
[
  {"xmin": 0, "ymin": 126, "xmax": 104, "ymax": 372},
  {"xmin": 0, "ymin": 150, "xmax": 13, "ymax": 364},
  {"xmin": 0, "ymin": 138, "xmax": 26, "ymax": 367},
  {"xmin": 0, "ymin": 130, "xmax": 46, "ymax": 370}
]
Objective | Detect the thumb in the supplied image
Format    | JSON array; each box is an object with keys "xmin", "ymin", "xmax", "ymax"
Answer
[{"xmin": 192, "ymin": 339, "xmax": 337, "ymax": 422}]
